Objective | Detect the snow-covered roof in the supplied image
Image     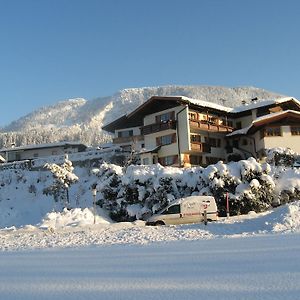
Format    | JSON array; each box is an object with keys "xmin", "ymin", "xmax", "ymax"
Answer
[
  {"xmin": 0, "ymin": 141, "xmax": 87, "ymax": 153},
  {"xmin": 172, "ymin": 96, "xmax": 299, "ymax": 114},
  {"xmin": 139, "ymin": 146, "xmax": 161, "ymax": 154},
  {"xmin": 180, "ymin": 96, "xmax": 233, "ymax": 112},
  {"xmin": 231, "ymin": 97, "xmax": 300, "ymax": 113},
  {"xmin": 226, "ymin": 125, "xmax": 252, "ymax": 137}
]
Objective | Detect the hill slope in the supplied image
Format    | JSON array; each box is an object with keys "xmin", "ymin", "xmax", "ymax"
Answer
[{"xmin": 0, "ymin": 85, "xmax": 285, "ymax": 147}]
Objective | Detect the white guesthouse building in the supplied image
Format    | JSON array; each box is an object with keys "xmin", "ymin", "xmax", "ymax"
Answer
[{"xmin": 102, "ymin": 96, "xmax": 300, "ymax": 167}]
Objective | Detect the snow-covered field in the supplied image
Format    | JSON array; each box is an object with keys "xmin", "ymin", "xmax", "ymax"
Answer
[
  {"xmin": 0, "ymin": 201, "xmax": 300, "ymax": 300},
  {"xmin": 1, "ymin": 202, "xmax": 300, "ymax": 299},
  {"xmin": 0, "ymin": 234, "xmax": 299, "ymax": 300}
]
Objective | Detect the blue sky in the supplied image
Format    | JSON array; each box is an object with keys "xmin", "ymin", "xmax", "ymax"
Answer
[{"xmin": 1, "ymin": 0, "xmax": 300, "ymax": 126}]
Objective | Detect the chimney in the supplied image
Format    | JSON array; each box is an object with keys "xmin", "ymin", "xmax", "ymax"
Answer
[
  {"xmin": 241, "ymin": 100, "xmax": 247, "ymax": 106},
  {"xmin": 251, "ymin": 97, "xmax": 258, "ymax": 103}
]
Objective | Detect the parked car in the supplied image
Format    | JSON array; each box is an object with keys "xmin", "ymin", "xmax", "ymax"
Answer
[{"xmin": 146, "ymin": 195, "xmax": 218, "ymax": 226}]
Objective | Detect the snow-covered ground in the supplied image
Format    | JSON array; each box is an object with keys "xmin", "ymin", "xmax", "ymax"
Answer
[
  {"xmin": 0, "ymin": 234, "xmax": 299, "ymax": 300},
  {"xmin": 1, "ymin": 200, "xmax": 300, "ymax": 251},
  {"xmin": 1, "ymin": 202, "xmax": 300, "ymax": 299}
]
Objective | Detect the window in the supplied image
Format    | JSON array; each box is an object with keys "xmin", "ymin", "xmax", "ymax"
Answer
[
  {"xmin": 162, "ymin": 204, "xmax": 180, "ymax": 215},
  {"xmin": 260, "ymin": 127, "xmax": 282, "ymax": 138},
  {"xmin": 291, "ymin": 126, "xmax": 300, "ymax": 136},
  {"xmin": 156, "ymin": 133, "xmax": 176, "ymax": 146},
  {"xmin": 155, "ymin": 111, "xmax": 175, "ymax": 123},
  {"xmin": 190, "ymin": 134, "xmax": 201, "ymax": 143},
  {"xmin": 118, "ymin": 130, "xmax": 133, "ymax": 138},
  {"xmin": 189, "ymin": 112, "xmax": 198, "ymax": 120},
  {"xmin": 227, "ymin": 120, "xmax": 233, "ymax": 127},
  {"xmin": 190, "ymin": 155, "xmax": 202, "ymax": 165},
  {"xmin": 161, "ymin": 135, "xmax": 172, "ymax": 145},
  {"xmin": 206, "ymin": 157, "xmax": 221, "ymax": 165},
  {"xmin": 208, "ymin": 116, "xmax": 218, "ymax": 124},
  {"xmin": 220, "ymin": 118, "xmax": 233, "ymax": 127},
  {"xmin": 242, "ymin": 139, "xmax": 248, "ymax": 146},
  {"xmin": 236, "ymin": 121, "xmax": 242, "ymax": 129},
  {"xmin": 158, "ymin": 155, "xmax": 178, "ymax": 166},
  {"xmin": 165, "ymin": 156, "xmax": 175, "ymax": 165},
  {"xmin": 205, "ymin": 137, "xmax": 221, "ymax": 148},
  {"xmin": 142, "ymin": 157, "xmax": 149, "ymax": 165}
]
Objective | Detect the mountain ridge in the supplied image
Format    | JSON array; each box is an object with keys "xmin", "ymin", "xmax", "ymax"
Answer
[{"xmin": 0, "ymin": 85, "xmax": 286, "ymax": 147}]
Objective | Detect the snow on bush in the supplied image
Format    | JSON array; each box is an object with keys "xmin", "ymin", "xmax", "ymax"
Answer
[
  {"xmin": 94, "ymin": 158, "xmax": 280, "ymax": 221},
  {"xmin": 266, "ymin": 147, "xmax": 299, "ymax": 167},
  {"xmin": 43, "ymin": 155, "xmax": 79, "ymax": 207}
]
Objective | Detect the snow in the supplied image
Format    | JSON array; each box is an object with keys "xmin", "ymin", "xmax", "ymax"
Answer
[
  {"xmin": 0, "ymin": 164, "xmax": 300, "ymax": 299},
  {"xmin": 0, "ymin": 233, "xmax": 299, "ymax": 300},
  {"xmin": 1, "ymin": 200, "xmax": 300, "ymax": 251},
  {"xmin": 230, "ymin": 97, "xmax": 299, "ymax": 113},
  {"xmin": 0, "ymin": 157, "xmax": 299, "ymax": 299},
  {"xmin": 181, "ymin": 96, "xmax": 233, "ymax": 112}
]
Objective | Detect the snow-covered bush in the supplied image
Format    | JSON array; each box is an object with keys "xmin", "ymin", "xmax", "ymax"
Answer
[
  {"xmin": 266, "ymin": 148, "xmax": 298, "ymax": 167},
  {"xmin": 94, "ymin": 158, "xmax": 278, "ymax": 221}
]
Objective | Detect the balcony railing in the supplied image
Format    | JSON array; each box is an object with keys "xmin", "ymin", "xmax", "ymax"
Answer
[
  {"xmin": 113, "ymin": 135, "xmax": 144, "ymax": 144},
  {"xmin": 190, "ymin": 142, "xmax": 211, "ymax": 153},
  {"xmin": 141, "ymin": 120, "xmax": 177, "ymax": 135},
  {"xmin": 189, "ymin": 119, "xmax": 234, "ymax": 133}
]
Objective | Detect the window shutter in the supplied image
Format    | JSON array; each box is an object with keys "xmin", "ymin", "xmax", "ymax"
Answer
[
  {"xmin": 171, "ymin": 133, "xmax": 177, "ymax": 143},
  {"xmin": 156, "ymin": 137, "xmax": 161, "ymax": 146},
  {"xmin": 171, "ymin": 111, "xmax": 175, "ymax": 120},
  {"xmin": 156, "ymin": 115, "xmax": 160, "ymax": 123},
  {"xmin": 173, "ymin": 155, "xmax": 179, "ymax": 165},
  {"xmin": 158, "ymin": 157, "xmax": 163, "ymax": 165}
]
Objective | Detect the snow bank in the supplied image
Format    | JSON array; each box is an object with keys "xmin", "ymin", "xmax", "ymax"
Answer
[
  {"xmin": 273, "ymin": 201, "xmax": 300, "ymax": 233},
  {"xmin": 39, "ymin": 207, "xmax": 112, "ymax": 229}
]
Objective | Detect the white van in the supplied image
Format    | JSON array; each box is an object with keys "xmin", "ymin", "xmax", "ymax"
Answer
[{"xmin": 146, "ymin": 195, "xmax": 218, "ymax": 226}]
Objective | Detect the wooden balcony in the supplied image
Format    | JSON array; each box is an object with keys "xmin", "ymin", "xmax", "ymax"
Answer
[
  {"xmin": 113, "ymin": 135, "xmax": 144, "ymax": 144},
  {"xmin": 141, "ymin": 120, "xmax": 177, "ymax": 135},
  {"xmin": 190, "ymin": 142, "xmax": 211, "ymax": 153},
  {"xmin": 189, "ymin": 119, "xmax": 234, "ymax": 133}
]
